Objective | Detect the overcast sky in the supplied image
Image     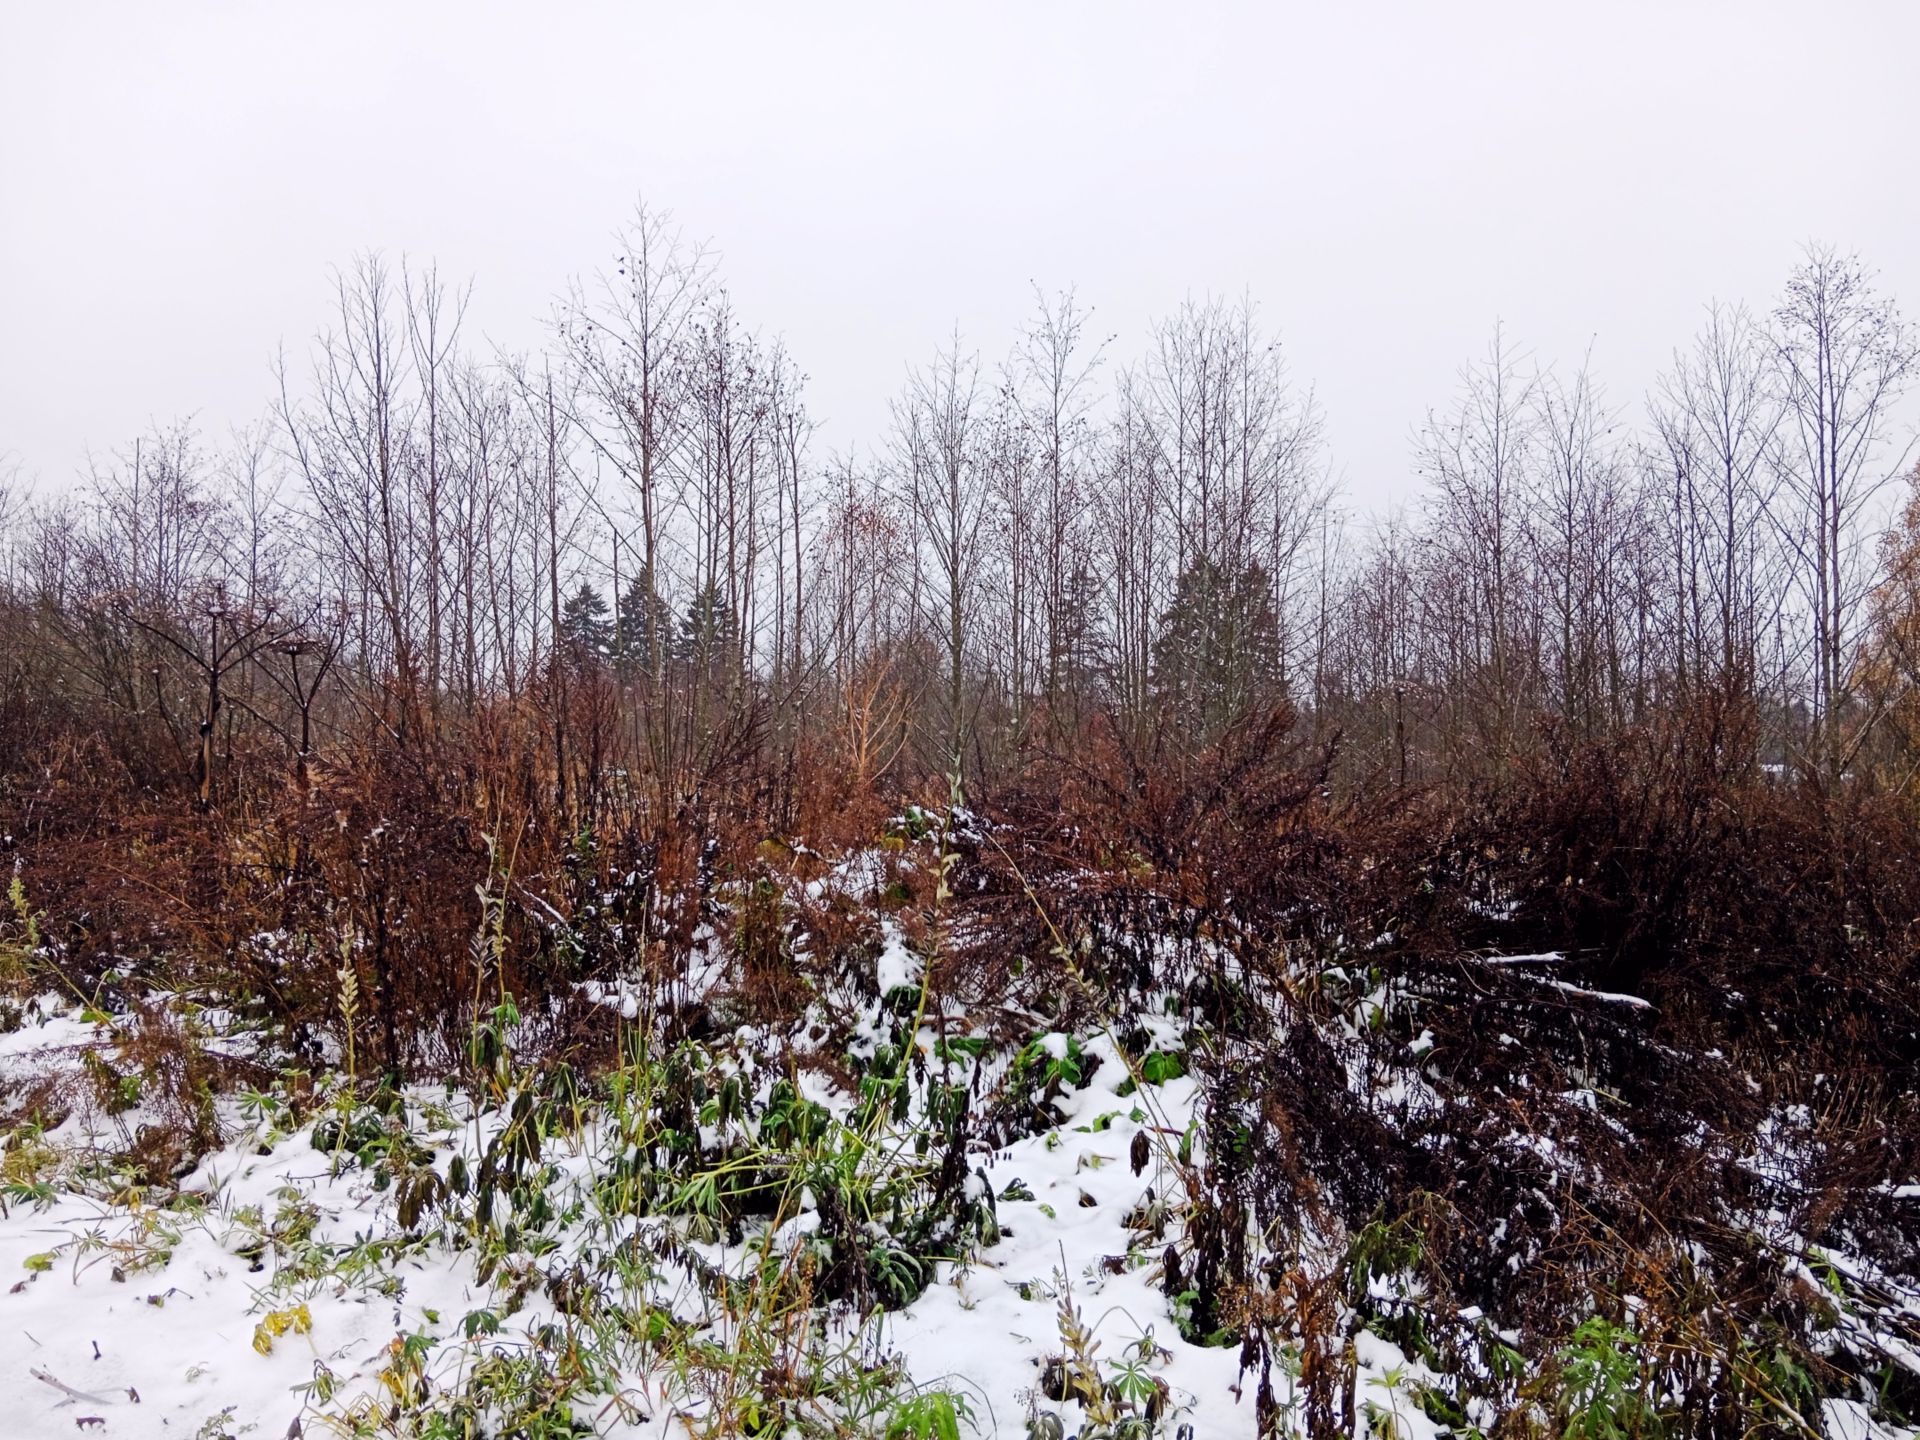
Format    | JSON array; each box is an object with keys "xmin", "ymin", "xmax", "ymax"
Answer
[{"xmin": 3, "ymin": 2, "xmax": 1917, "ymax": 511}]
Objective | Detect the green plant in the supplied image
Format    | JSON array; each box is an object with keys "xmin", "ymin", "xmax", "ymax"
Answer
[
  {"xmin": 1554, "ymin": 1316, "xmax": 1663, "ymax": 1440},
  {"xmin": 1116, "ymin": 1048, "xmax": 1186, "ymax": 1094},
  {"xmin": 886, "ymin": 1387, "xmax": 976, "ymax": 1440}
]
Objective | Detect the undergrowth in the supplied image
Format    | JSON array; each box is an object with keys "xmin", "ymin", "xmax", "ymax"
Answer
[{"xmin": 6, "ymin": 713, "xmax": 1920, "ymax": 1437}]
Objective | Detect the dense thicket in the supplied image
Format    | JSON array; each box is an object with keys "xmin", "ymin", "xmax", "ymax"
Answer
[{"xmin": 0, "ymin": 214, "xmax": 1917, "ymax": 1050}]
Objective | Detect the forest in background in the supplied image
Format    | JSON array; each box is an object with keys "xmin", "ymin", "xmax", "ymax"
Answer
[{"xmin": 4, "ymin": 210, "xmax": 1918, "ymax": 830}]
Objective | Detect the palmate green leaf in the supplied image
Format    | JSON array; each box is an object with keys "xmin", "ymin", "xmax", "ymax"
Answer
[{"xmin": 886, "ymin": 1388, "xmax": 972, "ymax": 1440}]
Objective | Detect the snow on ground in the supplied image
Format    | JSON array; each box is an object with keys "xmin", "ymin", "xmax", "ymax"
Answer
[
  {"xmin": 0, "ymin": 995, "xmax": 1313, "ymax": 1439},
  {"xmin": 882, "ymin": 1056, "xmax": 1248, "ymax": 1440},
  {"xmin": 10, "ymin": 892, "xmax": 1917, "ymax": 1438}
]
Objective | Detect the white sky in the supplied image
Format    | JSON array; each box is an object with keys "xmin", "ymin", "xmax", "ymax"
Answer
[{"xmin": 3, "ymin": 2, "xmax": 1917, "ymax": 510}]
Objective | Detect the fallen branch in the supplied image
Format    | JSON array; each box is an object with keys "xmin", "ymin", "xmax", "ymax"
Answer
[{"xmin": 31, "ymin": 1368, "xmax": 117, "ymax": 1407}]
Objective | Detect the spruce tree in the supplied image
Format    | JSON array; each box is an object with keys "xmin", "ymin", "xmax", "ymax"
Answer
[
  {"xmin": 1151, "ymin": 557, "xmax": 1283, "ymax": 738},
  {"xmin": 613, "ymin": 570, "xmax": 673, "ymax": 679},
  {"xmin": 559, "ymin": 582, "xmax": 613, "ymax": 668}
]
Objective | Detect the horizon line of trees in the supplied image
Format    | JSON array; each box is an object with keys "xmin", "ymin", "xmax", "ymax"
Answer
[{"xmin": 3, "ymin": 204, "xmax": 1918, "ymax": 830}]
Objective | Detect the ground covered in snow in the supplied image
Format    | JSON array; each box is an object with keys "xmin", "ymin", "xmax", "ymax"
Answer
[
  {"xmin": 1, "ymin": 988, "xmax": 1252, "ymax": 1439},
  {"xmin": 7, "ymin": 819, "xmax": 1920, "ymax": 1440}
]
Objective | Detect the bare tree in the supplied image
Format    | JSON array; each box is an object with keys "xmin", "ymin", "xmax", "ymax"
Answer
[
  {"xmin": 1770, "ymin": 246, "xmax": 1918, "ymax": 777},
  {"xmin": 277, "ymin": 254, "xmax": 429, "ymax": 746},
  {"xmin": 894, "ymin": 331, "xmax": 989, "ymax": 785},
  {"xmin": 1648, "ymin": 302, "xmax": 1782, "ymax": 706},
  {"xmin": 1092, "ymin": 376, "xmax": 1170, "ymax": 735},
  {"xmin": 1416, "ymin": 324, "xmax": 1538, "ymax": 762},
  {"xmin": 1528, "ymin": 354, "xmax": 1634, "ymax": 734},
  {"xmin": 1014, "ymin": 287, "xmax": 1107, "ymax": 725}
]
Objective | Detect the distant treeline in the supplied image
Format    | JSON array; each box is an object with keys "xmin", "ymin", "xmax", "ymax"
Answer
[{"xmin": 5, "ymin": 210, "xmax": 1917, "ymax": 826}]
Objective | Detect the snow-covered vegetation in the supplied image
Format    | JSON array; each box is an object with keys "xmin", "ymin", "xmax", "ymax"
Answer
[{"xmin": 7, "ymin": 773, "xmax": 1920, "ymax": 1439}]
